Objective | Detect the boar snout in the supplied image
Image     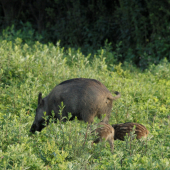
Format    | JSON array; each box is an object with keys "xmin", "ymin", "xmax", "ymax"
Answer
[
  {"xmin": 30, "ymin": 123, "xmax": 37, "ymax": 133},
  {"xmin": 30, "ymin": 121, "xmax": 45, "ymax": 133}
]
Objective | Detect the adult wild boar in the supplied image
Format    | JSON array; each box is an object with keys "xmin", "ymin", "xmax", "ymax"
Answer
[{"xmin": 30, "ymin": 78, "xmax": 120, "ymax": 133}]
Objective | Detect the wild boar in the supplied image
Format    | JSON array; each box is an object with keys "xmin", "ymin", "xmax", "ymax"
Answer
[
  {"xmin": 92, "ymin": 122, "xmax": 115, "ymax": 153},
  {"xmin": 112, "ymin": 122, "xmax": 149, "ymax": 141},
  {"xmin": 30, "ymin": 78, "xmax": 120, "ymax": 133}
]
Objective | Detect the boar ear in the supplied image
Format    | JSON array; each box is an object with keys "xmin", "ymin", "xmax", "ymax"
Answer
[{"xmin": 38, "ymin": 92, "xmax": 43, "ymax": 105}]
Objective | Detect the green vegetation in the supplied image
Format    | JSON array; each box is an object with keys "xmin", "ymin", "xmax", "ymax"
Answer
[
  {"xmin": 1, "ymin": 0, "xmax": 170, "ymax": 68},
  {"xmin": 0, "ymin": 38, "xmax": 170, "ymax": 169}
]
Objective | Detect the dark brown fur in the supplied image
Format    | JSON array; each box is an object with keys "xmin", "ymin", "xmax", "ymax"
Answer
[
  {"xmin": 112, "ymin": 122, "xmax": 149, "ymax": 141},
  {"xmin": 30, "ymin": 78, "xmax": 120, "ymax": 133},
  {"xmin": 92, "ymin": 122, "xmax": 115, "ymax": 153}
]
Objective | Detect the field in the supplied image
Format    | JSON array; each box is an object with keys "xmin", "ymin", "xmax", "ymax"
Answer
[{"xmin": 0, "ymin": 38, "xmax": 170, "ymax": 169}]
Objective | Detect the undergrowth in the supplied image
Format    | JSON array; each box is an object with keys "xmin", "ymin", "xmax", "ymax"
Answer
[{"xmin": 0, "ymin": 38, "xmax": 170, "ymax": 169}]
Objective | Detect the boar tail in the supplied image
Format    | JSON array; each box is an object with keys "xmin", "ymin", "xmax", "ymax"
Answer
[{"xmin": 108, "ymin": 91, "xmax": 121, "ymax": 101}]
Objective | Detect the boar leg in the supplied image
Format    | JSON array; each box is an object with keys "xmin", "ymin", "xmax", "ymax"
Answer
[
  {"xmin": 102, "ymin": 114, "xmax": 110, "ymax": 124},
  {"xmin": 108, "ymin": 137, "xmax": 114, "ymax": 153},
  {"xmin": 81, "ymin": 111, "xmax": 96, "ymax": 124}
]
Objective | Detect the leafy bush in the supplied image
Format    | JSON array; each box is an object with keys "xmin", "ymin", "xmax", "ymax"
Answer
[
  {"xmin": 1, "ymin": 0, "xmax": 170, "ymax": 68},
  {"xmin": 0, "ymin": 38, "xmax": 170, "ymax": 169}
]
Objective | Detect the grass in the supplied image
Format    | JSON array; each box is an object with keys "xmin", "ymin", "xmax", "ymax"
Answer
[{"xmin": 0, "ymin": 38, "xmax": 170, "ymax": 169}]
